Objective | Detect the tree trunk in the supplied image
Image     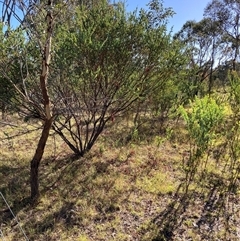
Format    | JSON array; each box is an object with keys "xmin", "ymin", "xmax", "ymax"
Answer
[
  {"xmin": 30, "ymin": 118, "xmax": 52, "ymax": 200},
  {"xmin": 1, "ymin": 101, "xmax": 6, "ymax": 120},
  {"xmin": 30, "ymin": 0, "xmax": 53, "ymax": 201}
]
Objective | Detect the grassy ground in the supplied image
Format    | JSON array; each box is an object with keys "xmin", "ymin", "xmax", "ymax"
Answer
[{"xmin": 0, "ymin": 116, "xmax": 240, "ymax": 241}]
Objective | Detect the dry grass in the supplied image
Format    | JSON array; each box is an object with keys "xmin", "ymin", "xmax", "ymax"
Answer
[{"xmin": 0, "ymin": 116, "xmax": 240, "ymax": 241}]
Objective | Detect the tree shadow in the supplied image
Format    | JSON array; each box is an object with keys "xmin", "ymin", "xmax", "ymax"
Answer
[
  {"xmin": 146, "ymin": 184, "xmax": 195, "ymax": 241},
  {"xmin": 0, "ymin": 154, "xmax": 76, "ymax": 239},
  {"xmin": 0, "ymin": 163, "xmax": 30, "ymax": 211},
  {"xmin": 0, "ymin": 159, "xmax": 32, "ymax": 240},
  {"xmin": 144, "ymin": 172, "xmax": 240, "ymax": 241},
  {"xmin": 2, "ymin": 152, "xmax": 128, "ymax": 240}
]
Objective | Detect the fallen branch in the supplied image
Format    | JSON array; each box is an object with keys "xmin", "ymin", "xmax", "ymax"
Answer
[{"xmin": 0, "ymin": 121, "xmax": 18, "ymax": 127}]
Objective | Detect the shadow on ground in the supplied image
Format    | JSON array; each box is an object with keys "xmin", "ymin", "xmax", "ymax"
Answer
[
  {"xmin": 143, "ymin": 172, "xmax": 240, "ymax": 241},
  {"xmin": 0, "ymin": 152, "xmax": 131, "ymax": 240}
]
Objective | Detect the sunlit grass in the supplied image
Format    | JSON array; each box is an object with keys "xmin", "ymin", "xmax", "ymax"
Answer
[
  {"xmin": 136, "ymin": 171, "xmax": 178, "ymax": 195},
  {"xmin": 0, "ymin": 117, "xmax": 180, "ymax": 240},
  {"xmin": 1, "ymin": 111, "xmax": 240, "ymax": 240}
]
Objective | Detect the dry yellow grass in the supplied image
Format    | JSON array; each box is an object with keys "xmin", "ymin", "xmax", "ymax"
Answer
[{"xmin": 0, "ymin": 115, "xmax": 240, "ymax": 241}]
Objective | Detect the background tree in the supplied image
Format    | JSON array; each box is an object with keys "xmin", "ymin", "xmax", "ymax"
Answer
[
  {"xmin": 0, "ymin": 23, "xmax": 26, "ymax": 119},
  {"xmin": 174, "ymin": 17, "xmax": 225, "ymax": 97},
  {"xmin": 204, "ymin": 0, "xmax": 240, "ymax": 71}
]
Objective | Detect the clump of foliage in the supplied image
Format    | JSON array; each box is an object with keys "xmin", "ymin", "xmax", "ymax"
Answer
[
  {"xmin": 179, "ymin": 96, "xmax": 225, "ymax": 191},
  {"xmin": 224, "ymin": 71, "xmax": 240, "ymax": 192},
  {"xmin": 0, "ymin": 23, "xmax": 26, "ymax": 119},
  {"xmin": 49, "ymin": 0, "xmax": 184, "ymax": 156}
]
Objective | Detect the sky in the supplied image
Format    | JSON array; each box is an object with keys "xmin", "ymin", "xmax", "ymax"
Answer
[
  {"xmin": 0, "ymin": 0, "xmax": 211, "ymax": 33},
  {"xmin": 126, "ymin": 0, "xmax": 211, "ymax": 33}
]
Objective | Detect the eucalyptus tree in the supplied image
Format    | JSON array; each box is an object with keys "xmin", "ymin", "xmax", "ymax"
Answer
[
  {"xmin": 174, "ymin": 17, "xmax": 223, "ymax": 96},
  {"xmin": 204, "ymin": 0, "xmax": 240, "ymax": 71},
  {"xmin": 1, "ymin": 0, "xmax": 58, "ymax": 200}
]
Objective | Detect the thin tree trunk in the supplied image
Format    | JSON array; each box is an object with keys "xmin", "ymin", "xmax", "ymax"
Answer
[
  {"xmin": 30, "ymin": 118, "xmax": 52, "ymax": 199},
  {"xmin": 1, "ymin": 101, "xmax": 6, "ymax": 120},
  {"xmin": 30, "ymin": 0, "xmax": 53, "ymax": 201},
  {"xmin": 208, "ymin": 39, "xmax": 216, "ymax": 95}
]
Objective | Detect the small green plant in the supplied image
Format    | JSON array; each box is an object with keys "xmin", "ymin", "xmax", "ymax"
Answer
[
  {"xmin": 229, "ymin": 71, "xmax": 240, "ymax": 117},
  {"xmin": 179, "ymin": 96, "xmax": 224, "ymax": 150},
  {"xmin": 130, "ymin": 125, "xmax": 140, "ymax": 142},
  {"xmin": 179, "ymin": 96, "xmax": 225, "ymax": 191},
  {"xmin": 154, "ymin": 127, "xmax": 173, "ymax": 147}
]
